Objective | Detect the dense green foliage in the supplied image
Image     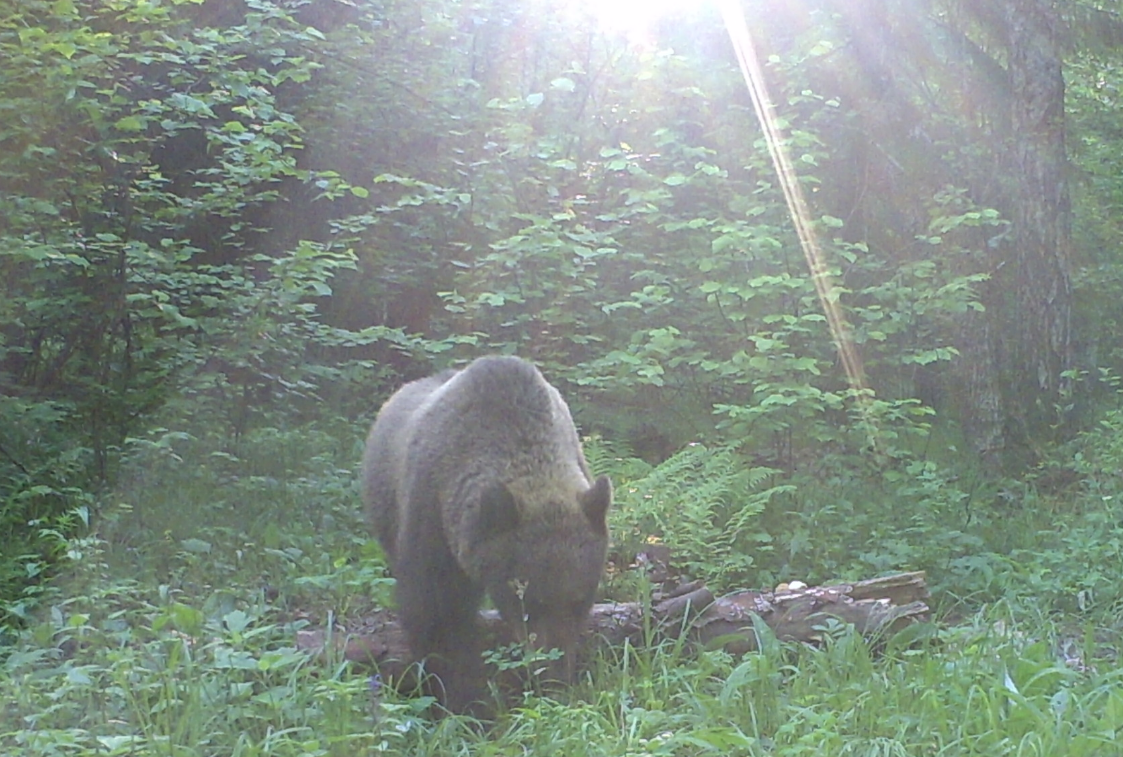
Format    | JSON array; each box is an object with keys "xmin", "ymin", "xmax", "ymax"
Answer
[{"xmin": 5, "ymin": 0, "xmax": 1123, "ymax": 751}]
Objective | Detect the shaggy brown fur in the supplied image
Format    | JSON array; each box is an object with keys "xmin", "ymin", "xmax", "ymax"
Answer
[{"xmin": 362, "ymin": 356, "xmax": 611, "ymax": 713}]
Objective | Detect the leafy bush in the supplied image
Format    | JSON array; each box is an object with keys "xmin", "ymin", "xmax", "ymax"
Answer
[
  {"xmin": 0, "ymin": 0, "xmax": 329, "ymax": 464},
  {"xmin": 0, "ymin": 397, "xmax": 96, "ymax": 630},
  {"xmin": 0, "ymin": 0, "xmax": 403, "ymax": 614}
]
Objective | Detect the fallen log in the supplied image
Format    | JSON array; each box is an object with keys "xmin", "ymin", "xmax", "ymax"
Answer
[{"xmin": 296, "ymin": 570, "xmax": 931, "ymax": 682}]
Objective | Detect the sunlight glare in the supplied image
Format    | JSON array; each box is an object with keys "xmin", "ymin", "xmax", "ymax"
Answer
[
  {"xmin": 566, "ymin": 0, "xmax": 710, "ymax": 34},
  {"xmin": 567, "ymin": 0, "xmax": 879, "ymax": 450}
]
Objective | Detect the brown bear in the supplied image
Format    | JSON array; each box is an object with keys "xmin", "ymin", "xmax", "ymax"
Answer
[{"xmin": 361, "ymin": 355, "xmax": 611, "ymax": 713}]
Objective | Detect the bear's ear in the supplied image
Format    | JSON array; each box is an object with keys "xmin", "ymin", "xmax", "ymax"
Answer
[
  {"xmin": 478, "ymin": 482, "xmax": 520, "ymax": 535},
  {"xmin": 580, "ymin": 475, "xmax": 612, "ymax": 534}
]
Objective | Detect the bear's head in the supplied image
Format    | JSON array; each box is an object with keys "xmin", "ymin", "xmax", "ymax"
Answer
[{"xmin": 471, "ymin": 474, "xmax": 612, "ymax": 682}]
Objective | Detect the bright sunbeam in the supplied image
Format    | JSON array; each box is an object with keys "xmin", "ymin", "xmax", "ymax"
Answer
[
  {"xmin": 568, "ymin": 0, "xmax": 878, "ymax": 449},
  {"xmin": 717, "ymin": 0, "xmax": 875, "ymax": 450}
]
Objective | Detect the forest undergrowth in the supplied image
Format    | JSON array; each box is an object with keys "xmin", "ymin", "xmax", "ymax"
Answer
[{"xmin": 3, "ymin": 413, "xmax": 1123, "ymax": 756}]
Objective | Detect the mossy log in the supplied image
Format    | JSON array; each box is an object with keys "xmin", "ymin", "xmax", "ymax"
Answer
[{"xmin": 296, "ymin": 571, "xmax": 931, "ymax": 681}]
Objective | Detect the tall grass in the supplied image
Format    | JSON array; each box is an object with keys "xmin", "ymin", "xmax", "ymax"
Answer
[{"xmin": 3, "ymin": 422, "xmax": 1123, "ymax": 756}]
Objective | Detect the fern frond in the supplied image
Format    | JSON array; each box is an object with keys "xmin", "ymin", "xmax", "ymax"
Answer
[
  {"xmin": 582, "ymin": 435, "xmax": 653, "ymax": 482},
  {"xmin": 609, "ymin": 443, "xmax": 786, "ymax": 588}
]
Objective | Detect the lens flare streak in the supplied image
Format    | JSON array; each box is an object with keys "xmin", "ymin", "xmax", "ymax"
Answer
[{"xmin": 718, "ymin": 0, "xmax": 878, "ymax": 450}]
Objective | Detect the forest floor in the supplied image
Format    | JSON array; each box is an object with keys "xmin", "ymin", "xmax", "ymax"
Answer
[{"xmin": 3, "ymin": 422, "xmax": 1123, "ymax": 756}]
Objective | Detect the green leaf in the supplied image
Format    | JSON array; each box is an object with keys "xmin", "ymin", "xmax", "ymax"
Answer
[
  {"xmin": 170, "ymin": 92, "xmax": 215, "ymax": 116},
  {"xmin": 349, "ymin": 185, "xmax": 369, "ymax": 198},
  {"xmin": 223, "ymin": 609, "xmax": 252, "ymax": 634},
  {"xmin": 98, "ymin": 737, "xmax": 144, "ymax": 752},
  {"xmin": 180, "ymin": 538, "xmax": 212, "ymax": 553},
  {"xmin": 114, "ymin": 115, "xmax": 146, "ymax": 132}
]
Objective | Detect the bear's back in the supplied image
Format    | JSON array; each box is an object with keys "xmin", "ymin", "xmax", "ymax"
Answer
[
  {"xmin": 361, "ymin": 369, "xmax": 456, "ymax": 560},
  {"xmin": 407, "ymin": 356, "xmax": 591, "ymax": 508}
]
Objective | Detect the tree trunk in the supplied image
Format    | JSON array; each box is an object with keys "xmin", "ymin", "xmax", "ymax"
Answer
[
  {"xmin": 1003, "ymin": 0, "xmax": 1073, "ymax": 449},
  {"xmin": 953, "ymin": 304, "xmax": 1005, "ymax": 471}
]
